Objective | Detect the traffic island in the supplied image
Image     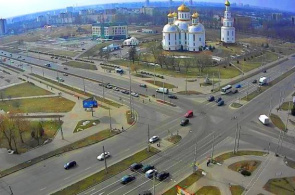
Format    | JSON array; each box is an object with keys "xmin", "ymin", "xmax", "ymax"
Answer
[
  {"xmin": 270, "ymin": 114, "xmax": 286, "ymax": 131},
  {"xmin": 230, "ymin": 185, "xmax": 245, "ymax": 195},
  {"xmin": 213, "ymin": 151, "xmax": 267, "ymax": 164},
  {"xmin": 73, "ymin": 119, "xmax": 100, "ymax": 133},
  {"xmin": 228, "ymin": 160, "xmax": 261, "ymax": 177},
  {"xmin": 264, "ymin": 177, "xmax": 295, "ymax": 195},
  {"xmin": 156, "ymin": 99, "xmax": 176, "ymax": 107},
  {"xmin": 126, "ymin": 110, "xmax": 135, "ymax": 125},
  {"xmin": 230, "ymin": 102, "xmax": 243, "ymax": 109},
  {"xmin": 166, "ymin": 135, "xmax": 182, "ymax": 144},
  {"xmin": 195, "ymin": 186, "xmax": 221, "ymax": 195},
  {"xmin": 52, "ymin": 147, "xmax": 160, "ymax": 195},
  {"xmin": 177, "ymin": 90, "xmax": 202, "ymax": 95}
]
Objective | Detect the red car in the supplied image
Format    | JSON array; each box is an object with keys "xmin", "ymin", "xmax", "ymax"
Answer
[{"xmin": 185, "ymin": 110, "xmax": 193, "ymax": 118}]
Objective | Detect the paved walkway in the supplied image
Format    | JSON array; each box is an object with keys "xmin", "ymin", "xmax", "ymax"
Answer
[
  {"xmin": 184, "ymin": 151, "xmax": 295, "ymax": 195},
  {"xmin": 0, "ymin": 71, "xmax": 131, "ymax": 170}
]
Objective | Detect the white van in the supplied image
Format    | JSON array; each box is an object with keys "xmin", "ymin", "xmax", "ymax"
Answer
[
  {"xmin": 156, "ymin": 88, "xmax": 169, "ymax": 94},
  {"xmin": 259, "ymin": 115, "xmax": 269, "ymax": 125}
]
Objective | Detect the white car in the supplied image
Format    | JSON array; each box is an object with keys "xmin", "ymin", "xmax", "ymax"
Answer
[
  {"xmin": 113, "ymin": 87, "xmax": 120, "ymax": 91},
  {"xmin": 149, "ymin": 136, "xmax": 159, "ymax": 143},
  {"xmin": 97, "ymin": 152, "xmax": 110, "ymax": 161},
  {"xmin": 145, "ymin": 169, "xmax": 157, "ymax": 179},
  {"xmin": 131, "ymin": 92, "xmax": 139, "ymax": 97}
]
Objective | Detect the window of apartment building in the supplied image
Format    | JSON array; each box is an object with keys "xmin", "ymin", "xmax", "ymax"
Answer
[
  {"xmin": 227, "ymin": 31, "xmax": 229, "ymax": 36},
  {"xmin": 199, "ymin": 37, "xmax": 201, "ymax": 41},
  {"xmin": 169, "ymin": 34, "xmax": 170, "ymax": 40}
]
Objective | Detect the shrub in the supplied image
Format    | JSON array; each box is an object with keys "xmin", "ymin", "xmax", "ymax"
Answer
[
  {"xmin": 237, "ymin": 60, "xmax": 239, "ymax": 64},
  {"xmin": 241, "ymin": 170, "xmax": 251, "ymax": 176}
]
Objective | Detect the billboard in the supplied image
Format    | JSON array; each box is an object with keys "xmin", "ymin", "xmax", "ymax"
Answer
[
  {"xmin": 176, "ymin": 186, "xmax": 193, "ymax": 195},
  {"xmin": 83, "ymin": 97, "xmax": 98, "ymax": 108}
]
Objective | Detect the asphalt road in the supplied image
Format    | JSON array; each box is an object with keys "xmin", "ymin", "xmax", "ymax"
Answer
[{"xmin": 0, "ymin": 50, "xmax": 294, "ymax": 195}]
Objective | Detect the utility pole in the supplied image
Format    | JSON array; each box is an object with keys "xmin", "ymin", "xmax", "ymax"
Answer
[
  {"xmin": 237, "ymin": 125, "xmax": 241, "ymax": 152},
  {"xmin": 129, "ymin": 60, "xmax": 133, "ymax": 118},
  {"xmin": 268, "ymin": 142, "xmax": 271, "ymax": 154},
  {"xmin": 153, "ymin": 171, "xmax": 156, "ymax": 195},
  {"xmin": 185, "ymin": 71, "xmax": 188, "ymax": 95},
  {"xmin": 103, "ymin": 145, "xmax": 108, "ymax": 173},
  {"xmin": 30, "ymin": 66, "xmax": 32, "ymax": 73},
  {"xmin": 193, "ymin": 142, "xmax": 198, "ymax": 173},
  {"xmin": 234, "ymin": 122, "xmax": 238, "ymax": 154},
  {"xmin": 153, "ymin": 64, "xmax": 156, "ymax": 85},
  {"xmin": 108, "ymin": 108, "xmax": 112, "ymax": 130},
  {"xmin": 278, "ymin": 91, "xmax": 282, "ymax": 110},
  {"xmin": 42, "ymin": 68, "xmax": 44, "ymax": 77},
  {"xmin": 275, "ymin": 130, "xmax": 283, "ymax": 156},
  {"xmin": 218, "ymin": 70, "xmax": 221, "ymax": 89},
  {"xmin": 269, "ymin": 95, "xmax": 272, "ymax": 116},
  {"xmin": 59, "ymin": 117, "xmax": 64, "ymax": 140},
  {"xmin": 83, "ymin": 78, "xmax": 86, "ymax": 93},
  {"xmin": 147, "ymin": 124, "xmax": 150, "ymax": 152},
  {"xmin": 246, "ymin": 82, "xmax": 250, "ymax": 100},
  {"xmin": 102, "ymin": 78, "xmax": 105, "ymax": 104},
  {"xmin": 162, "ymin": 80, "xmax": 165, "ymax": 102},
  {"xmin": 211, "ymin": 134, "xmax": 215, "ymax": 160},
  {"xmin": 212, "ymin": 72, "xmax": 215, "ymax": 91}
]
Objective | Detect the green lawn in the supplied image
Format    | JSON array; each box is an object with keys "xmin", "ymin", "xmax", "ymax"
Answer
[
  {"xmin": 264, "ymin": 177, "xmax": 295, "ymax": 195},
  {"xmin": 0, "ymin": 82, "xmax": 52, "ymax": 99},
  {"xmin": 214, "ymin": 151, "xmax": 267, "ymax": 163},
  {"xmin": 280, "ymin": 101, "xmax": 293, "ymax": 111},
  {"xmin": 270, "ymin": 114, "xmax": 286, "ymax": 131},
  {"xmin": 163, "ymin": 171, "xmax": 203, "ymax": 195},
  {"xmin": 228, "ymin": 160, "xmax": 261, "ymax": 173},
  {"xmin": 126, "ymin": 110, "xmax": 135, "ymax": 125},
  {"xmin": 231, "ymin": 103, "xmax": 243, "ymax": 108},
  {"xmin": 80, "ymin": 42, "xmax": 109, "ymax": 58},
  {"xmin": 144, "ymin": 80, "xmax": 176, "ymax": 89},
  {"xmin": 63, "ymin": 61, "xmax": 97, "ymax": 70},
  {"xmin": 53, "ymin": 147, "xmax": 160, "ymax": 195},
  {"xmin": 196, "ymin": 186, "xmax": 221, "ymax": 195},
  {"xmin": 230, "ymin": 185, "xmax": 244, "ymax": 195},
  {"xmin": 74, "ymin": 120, "xmax": 100, "ymax": 133},
  {"xmin": 177, "ymin": 91, "xmax": 202, "ymax": 95},
  {"xmin": 167, "ymin": 135, "xmax": 182, "ymax": 144},
  {"xmin": 49, "ymin": 49, "xmax": 79, "ymax": 57},
  {"xmin": 0, "ymin": 120, "xmax": 60, "ymax": 153},
  {"xmin": 0, "ymin": 97, "xmax": 75, "ymax": 113}
]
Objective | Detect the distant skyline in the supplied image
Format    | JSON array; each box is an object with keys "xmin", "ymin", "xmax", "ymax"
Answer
[{"xmin": 0, "ymin": 0, "xmax": 294, "ymax": 18}]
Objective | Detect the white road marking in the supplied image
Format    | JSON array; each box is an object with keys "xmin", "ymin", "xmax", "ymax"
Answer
[
  {"xmin": 84, "ymin": 167, "xmax": 92, "ymax": 171},
  {"xmin": 40, "ymin": 187, "xmax": 47, "ymax": 191}
]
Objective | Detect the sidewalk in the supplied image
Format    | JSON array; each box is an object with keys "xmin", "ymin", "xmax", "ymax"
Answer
[{"xmin": 0, "ymin": 71, "xmax": 131, "ymax": 170}]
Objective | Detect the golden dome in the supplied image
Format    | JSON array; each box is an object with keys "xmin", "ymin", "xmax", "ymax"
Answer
[
  {"xmin": 192, "ymin": 12, "xmax": 199, "ymax": 18},
  {"xmin": 225, "ymin": 0, "xmax": 230, "ymax": 6},
  {"xmin": 173, "ymin": 12, "xmax": 177, "ymax": 17},
  {"xmin": 167, "ymin": 13, "xmax": 173, "ymax": 18},
  {"xmin": 178, "ymin": 4, "xmax": 190, "ymax": 12}
]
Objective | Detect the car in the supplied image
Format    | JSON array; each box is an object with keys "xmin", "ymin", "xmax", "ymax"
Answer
[
  {"xmin": 82, "ymin": 48, "xmax": 86, "ymax": 51},
  {"xmin": 45, "ymin": 63, "xmax": 51, "ymax": 67},
  {"xmin": 141, "ymin": 165, "xmax": 155, "ymax": 173},
  {"xmin": 97, "ymin": 152, "xmax": 110, "ymax": 161},
  {"xmin": 156, "ymin": 171, "xmax": 170, "ymax": 181},
  {"xmin": 121, "ymin": 175, "xmax": 135, "ymax": 184},
  {"xmin": 113, "ymin": 87, "xmax": 120, "ymax": 91},
  {"xmin": 252, "ymin": 79, "xmax": 257, "ymax": 84},
  {"xmin": 180, "ymin": 118, "xmax": 189, "ymax": 126},
  {"xmin": 23, "ymin": 58, "xmax": 26, "ymax": 60},
  {"xmin": 64, "ymin": 67, "xmax": 68, "ymax": 70},
  {"xmin": 168, "ymin": 94, "xmax": 178, "ymax": 99},
  {"xmin": 263, "ymin": 70, "xmax": 267, "ymax": 73},
  {"xmin": 235, "ymin": 84, "xmax": 242, "ymax": 88},
  {"xmin": 149, "ymin": 136, "xmax": 159, "ymax": 143},
  {"xmin": 106, "ymin": 85, "xmax": 113, "ymax": 89},
  {"xmin": 55, "ymin": 57, "xmax": 58, "ymax": 59},
  {"xmin": 217, "ymin": 100, "xmax": 224, "ymax": 106},
  {"xmin": 145, "ymin": 169, "xmax": 157, "ymax": 179},
  {"xmin": 56, "ymin": 77, "xmax": 64, "ymax": 82},
  {"xmin": 64, "ymin": 161, "xmax": 77, "ymax": 170},
  {"xmin": 184, "ymin": 110, "xmax": 193, "ymax": 118},
  {"xmin": 99, "ymin": 83, "xmax": 103, "ymax": 86},
  {"xmin": 232, "ymin": 89, "xmax": 238, "ymax": 94},
  {"xmin": 215, "ymin": 97, "xmax": 222, "ymax": 103},
  {"xmin": 207, "ymin": 96, "xmax": 215, "ymax": 102},
  {"xmin": 130, "ymin": 162, "xmax": 143, "ymax": 171},
  {"xmin": 121, "ymin": 90, "xmax": 129, "ymax": 94},
  {"xmin": 131, "ymin": 92, "xmax": 139, "ymax": 97},
  {"xmin": 140, "ymin": 84, "xmax": 147, "ymax": 88},
  {"xmin": 63, "ymin": 73, "xmax": 68, "ymax": 76},
  {"xmin": 139, "ymin": 191, "xmax": 152, "ymax": 195}
]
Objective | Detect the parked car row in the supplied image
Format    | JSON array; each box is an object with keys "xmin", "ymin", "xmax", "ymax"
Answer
[{"xmin": 98, "ymin": 82, "xmax": 140, "ymax": 97}]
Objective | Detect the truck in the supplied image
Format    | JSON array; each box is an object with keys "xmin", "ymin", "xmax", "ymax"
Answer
[
  {"xmin": 156, "ymin": 88, "xmax": 169, "ymax": 94},
  {"xmin": 259, "ymin": 77, "xmax": 267, "ymax": 86},
  {"xmin": 258, "ymin": 115, "xmax": 269, "ymax": 125}
]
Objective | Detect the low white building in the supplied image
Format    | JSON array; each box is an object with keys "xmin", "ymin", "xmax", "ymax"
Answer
[{"xmin": 123, "ymin": 37, "xmax": 139, "ymax": 46}]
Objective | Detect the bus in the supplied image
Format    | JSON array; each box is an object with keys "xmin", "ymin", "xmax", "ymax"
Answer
[{"xmin": 221, "ymin": 85, "xmax": 232, "ymax": 94}]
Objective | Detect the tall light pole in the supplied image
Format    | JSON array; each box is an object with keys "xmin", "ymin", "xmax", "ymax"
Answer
[
  {"xmin": 59, "ymin": 117, "xmax": 64, "ymax": 140},
  {"xmin": 211, "ymin": 134, "xmax": 215, "ymax": 160},
  {"xmin": 128, "ymin": 60, "xmax": 133, "ymax": 118},
  {"xmin": 102, "ymin": 145, "xmax": 108, "ymax": 173},
  {"xmin": 83, "ymin": 78, "xmax": 86, "ymax": 93},
  {"xmin": 193, "ymin": 142, "xmax": 198, "ymax": 173},
  {"xmin": 162, "ymin": 79, "xmax": 165, "ymax": 102},
  {"xmin": 108, "ymin": 108, "xmax": 112, "ymax": 130}
]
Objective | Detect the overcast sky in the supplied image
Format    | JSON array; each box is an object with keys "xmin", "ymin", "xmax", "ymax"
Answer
[{"xmin": 0, "ymin": 0, "xmax": 294, "ymax": 18}]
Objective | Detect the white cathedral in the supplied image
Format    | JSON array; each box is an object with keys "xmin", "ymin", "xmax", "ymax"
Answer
[
  {"xmin": 162, "ymin": 1, "xmax": 235, "ymax": 52},
  {"xmin": 162, "ymin": 4, "xmax": 205, "ymax": 52}
]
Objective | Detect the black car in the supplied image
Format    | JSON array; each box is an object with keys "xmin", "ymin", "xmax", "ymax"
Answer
[
  {"xmin": 180, "ymin": 119, "xmax": 189, "ymax": 126},
  {"xmin": 121, "ymin": 175, "xmax": 135, "ymax": 184},
  {"xmin": 232, "ymin": 89, "xmax": 238, "ymax": 94},
  {"xmin": 207, "ymin": 96, "xmax": 215, "ymax": 102},
  {"xmin": 139, "ymin": 191, "xmax": 152, "ymax": 195},
  {"xmin": 64, "ymin": 67, "xmax": 68, "ymax": 70},
  {"xmin": 141, "ymin": 165, "xmax": 154, "ymax": 173},
  {"xmin": 130, "ymin": 163, "xmax": 143, "ymax": 172},
  {"xmin": 252, "ymin": 79, "xmax": 257, "ymax": 84},
  {"xmin": 168, "ymin": 94, "xmax": 178, "ymax": 99},
  {"xmin": 140, "ymin": 84, "xmax": 147, "ymax": 88},
  {"xmin": 64, "ymin": 161, "xmax": 77, "ymax": 170},
  {"xmin": 156, "ymin": 171, "xmax": 170, "ymax": 181},
  {"xmin": 215, "ymin": 97, "xmax": 222, "ymax": 103}
]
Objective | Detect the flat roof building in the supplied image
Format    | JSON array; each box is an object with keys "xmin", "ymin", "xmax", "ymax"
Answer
[{"xmin": 92, "ymin": 22, "xmax": 128, "ymax": 40}]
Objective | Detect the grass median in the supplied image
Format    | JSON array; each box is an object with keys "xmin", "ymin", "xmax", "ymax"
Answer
[
  {"xmin": 264, "ymin": 177, "xmax": 295, "ymax": 195},
  {"xmin": 63, "ymin": 61, "xmax": 97, "ymax": 70},
  {"xmin": 53, "ymin": 147, "xmax": 160, "ymax": 195},
  {"xmin": 270, "ymin": 114, "xmax": 286, "ymax": 131},
  {"xmin": 0, "ymin": 129, "xmax": 117, "ymax": 178},
  {"xmin": 214, "ymin": 150, "xmax": 267, "ymax": 163},
  {"xmin": 230, "ymin": 185, "xmax": 245, "ymax": 195},
  {"xmin": 145, "ymin": 80, "xmax": 176, "ymax": 89},
  {"xmin": 196, "ymin": 186, "xmax": 221, "ymax": 195},
  {"xmin": 73, "ymin": 119, "xmax": 100, "ymax": 133}
]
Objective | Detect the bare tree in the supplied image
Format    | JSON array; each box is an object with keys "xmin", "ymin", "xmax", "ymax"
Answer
[
  {"xmin": 14, "ymin": 117, "xmax": 30, "ymax": 144},
  {"xmin": 182, "ymin": 58, "xmax": 193, "ymax": 73},
  {"xmin": 128, "ymin": 47, "xmax": 137, "ymax": 64},
  {"xmin": 195, "ymin": 54, "xmax": 212, "ymax": 74},
  {"xmin": 0, "ymin": 114, "xmax": 15, "ymax": 150}
]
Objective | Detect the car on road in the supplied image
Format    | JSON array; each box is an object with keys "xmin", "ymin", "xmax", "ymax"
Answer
[
  {"xmin": 207, "ymin": 96, "xmax": 215, "ymax": 102},
  {"xmin": 121, "ymin": 175, "xmax": 135, "ymax": 184},
  {"xmin": 263, "ymin": 70, "xmax": 267, "ymax": 73},
  {"xmin": 252, "ymin": 79, "xmax": 257, "ymax": 84},
  {"xmin": 232, "ymin": 89, "xmax": 238, "ymax": 94},
  {"xmin": 168, "ymin": 94, "xmax": 178, "ymax": 99},
  {"xmin": 113, "ymin": 87, "xmax": 120, "ymax": 91},
  {"xmin": 106, "ymin": 85, "xmax": 113, "ymax": 89},
  {"xmin": 149, "ymin": 136, "xmax": 160, "ymax": 143},
  {"xmin": 180, "ymin": 118, "xmax": 189, "ymax": 126},
  {"xmin": 130, "ymin": 162, "xmax": 143, "ymax": 172},
  {"xmin": 140, "ymin": 84, "xmax": 147, "ymax": 88},
  {"xmin": 215, "ymin": 97, "xmax": 222, "ymax": 103},
  {"xmin": 156, "ymin": 171, "xmax": 170, "ymax": 181},
  {"xmin": 131, "ymin": 92, "xmax": 139, "ymax": 97},
  {"xmin": 63, "ymin": 73, "xmax": 68, "ymax": 76},
  {"xmin": 82, "ymin": 48, "xmax": 86, "ymax": 51},
  {"xmin": 145, "ymin": 169, "xmax": 157, "ymax": 179},
  {"xmin": 55, "ymin": 57, "xmax": 58, "ymax": 59},
  {"xmin": 56, "ymin": 77, "xmax": 64, "ymax": 82},
  {"xmin": 45, "ymin": 63, "xmax": 51, "ymax": 67},
  {"xmin": 64, "ymin": 67, "xmax": 68, "ymax": 70},
  {"xmin": 139, "ymin": 191, "xmax": 152, "ymax": 195},
  {"xmin": 141, "ymin": 165, "xmax": 155, "ymax": 173},
  {"xmin": 217, "ymin": 100, "xmax": 224, "ymax": 106},
  {"xmin": 184, "ymin": 110, "xmax": 193, "ymax": 118},
  {"xmin": 97, "ymin": 152, "xmax": 110, "ymax": 161},
  {"xmin": 121, "ymin": 90, "xmax": 130, "ymax": 94},
  {"xmin": 22, "ymin": 58, "xmax": 26, "ymax": 60},
  {"xmin": 235, "ymin": 84, "xmax": 242, "ymax": 88},
  {"xmin": 64, "ymin": 161, "xmax": 77, "ymax": 170}
]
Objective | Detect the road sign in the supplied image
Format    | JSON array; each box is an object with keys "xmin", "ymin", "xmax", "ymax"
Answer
[{"xmin": 83, "ymin": 97, "xmax": 98, "ymax": 108}]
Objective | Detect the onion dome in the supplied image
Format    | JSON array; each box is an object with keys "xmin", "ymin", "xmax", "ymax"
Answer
[
  {"xmin": 163, "ymin": 24, "xmax": 179, "ymax": 33},
  {"xmin": 173, "ymin": 12, "xmax": 177, "ymax": 17},
  {"xmin": 167, "ymin": 13, "xmax": 173, "ymax": 18},
  {"xmin": 225, "ymin": 0, "xmax": 230, "ymax": 6},
  {"xmin": 192, "ymin": 12, "xmax": 199, "ymax": 18},
  {"xmin": 178, "ymin": 4, "xmax": 190, "ymax": 12}
]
